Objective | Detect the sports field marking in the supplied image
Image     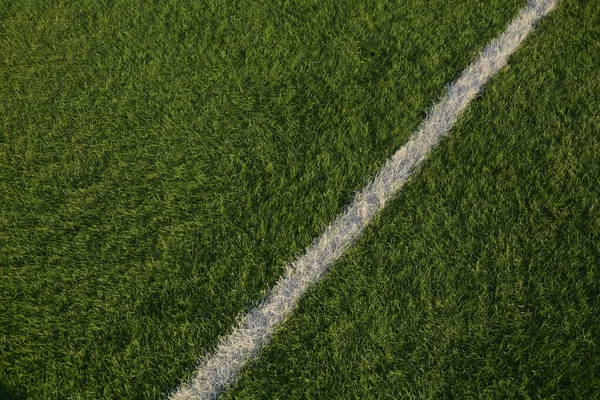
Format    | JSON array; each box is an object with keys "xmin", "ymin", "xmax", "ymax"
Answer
[{"xmin": 170, "ymin": 1, "xmax": 559, "ymax": 398}]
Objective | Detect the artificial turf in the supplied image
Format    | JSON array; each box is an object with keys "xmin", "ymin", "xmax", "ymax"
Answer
[
  {"xmin": 0, "ymin": 0, "xmax": 597, "ymax": 399},
  {"xmin": 221, "ymin": 1, "xmax": 600, "ymax": 398}
]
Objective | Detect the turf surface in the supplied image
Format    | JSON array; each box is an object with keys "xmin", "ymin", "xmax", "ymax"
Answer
[
  {"xmin": 0, "ymin": 0, "xmax": 527, "ymax": 397},
  {"xmin": 0, "ymin": 0, "xmax": 597, "ymax": 398},
  {"xmin": 221, "ymin": 1, "xmax": 600, "ymax": 398}
]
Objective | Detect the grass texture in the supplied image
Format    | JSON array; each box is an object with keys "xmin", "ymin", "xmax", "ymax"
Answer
[
  {"xmin": 172, "ymin": 2, "xmax": 563, "ymax": 398},
  {"xmin": 222, "ymin": 1, "xmax": 600, "ymax": 398},
  {"xmin": 0, "ymin": 0, "xmax": 597, "ymax": 398},
  {"xmin": 0, "ymin": 0, "xmax": 526, "ymax": 397}
]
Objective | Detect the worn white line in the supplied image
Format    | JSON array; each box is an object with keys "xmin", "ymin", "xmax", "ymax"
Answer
[{"xmin": 170, "ymin": 1, "xmax": 558, "ymax": 398}]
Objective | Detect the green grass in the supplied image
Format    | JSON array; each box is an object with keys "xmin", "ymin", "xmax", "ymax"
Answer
[
  {"xmin": 222, "ymin": 1, "xmax": 600, "ymax": 398},
  {"xmin": 0, "ymin": 0, "xmax": 598, "ymax": 398},
  {"xmin": 0, "ymin": 0, "xmax": 526, "ymax": 397}
]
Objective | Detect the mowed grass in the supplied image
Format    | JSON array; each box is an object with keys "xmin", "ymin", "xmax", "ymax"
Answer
[
  {"xmin": 0, "ymin": 1, "xmax": 597, "ymax": 399},
  {"xmin": 222, "ymin": 1, "xmax": 600, "ymax": 398},
  {"xmin": 0, "ymin": 0, "xmax": 529, "ymax": 398}
]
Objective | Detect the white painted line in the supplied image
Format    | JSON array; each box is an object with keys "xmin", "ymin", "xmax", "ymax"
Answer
[{"xmin": 170, "ymin": 1, "xmax": 558, "ymax": 398}]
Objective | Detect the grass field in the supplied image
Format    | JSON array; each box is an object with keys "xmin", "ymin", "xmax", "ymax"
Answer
[{"xmin": 1, "ymin": 0, "xmax": 598, "ymax": 399}]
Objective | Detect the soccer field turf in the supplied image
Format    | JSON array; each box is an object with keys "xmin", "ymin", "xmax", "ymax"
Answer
[{"xmin": 1, "ymin": 0, "xmax": 598, "ymax": 398}]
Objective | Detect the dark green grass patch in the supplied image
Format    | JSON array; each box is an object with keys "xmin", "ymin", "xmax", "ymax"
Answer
[
  {"xmin": 224, "ymin": 1, "xmax": 600, "ymax": 398},
  {"xmin": 0, "ymin": 0, "xmax": 527, "ymax": 398}
]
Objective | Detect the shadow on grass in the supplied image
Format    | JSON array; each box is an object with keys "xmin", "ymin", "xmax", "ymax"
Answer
[{"xmin": 0, "ymin": 382, "xmax": 25, "ymax": 400}]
